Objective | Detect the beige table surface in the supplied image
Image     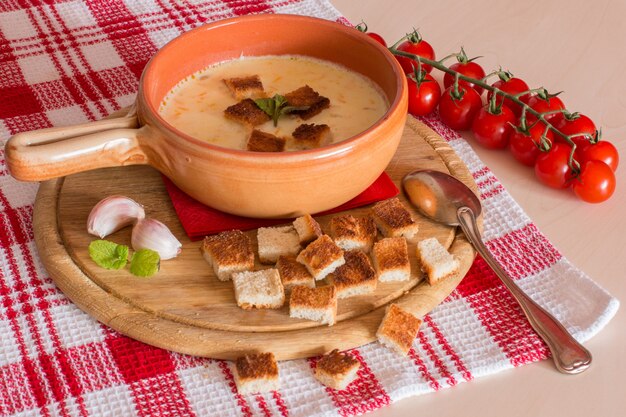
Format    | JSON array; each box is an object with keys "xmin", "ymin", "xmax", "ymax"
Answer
[{"xmin": 332, "ymin": 0, "xmax": 625, "ymax": 416}]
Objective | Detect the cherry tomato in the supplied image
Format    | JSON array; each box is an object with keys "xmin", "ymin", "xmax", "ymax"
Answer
[
  {"xmin": 557, "ymin": 114, "xmax": 597, "ymax": 148},
  {"xmin": 487, "ymin": 77, "xmax": 531, "ymax": 117},
  {"xmin": 354, "ymin": 23, "xmax": 386, "ymax": 47},
  {"xmin": 395, "ymin": 33, "xmax": 436, "ymax": 74},
  {"xmin": 509, "ymin": 122, "xmax": 554, "ymax": 166},
  {"xmin": 471, "ymin": 105, "xmax": 516, "ymax": 149},
  {"xmin": 367, "ymin": 32, "xmax": 387, "ymax": 47},
  {"xmin": 527, "ymin": 95, "xmax": 566, "ymax": 125},
  {"xmin": 438, "ymin": 86, "xmax": 482, "ymax": 131},
  {"xmin": 407, "ymin": 73, "xmax": 441, "ymax": 116},
  {"xmin": 577, "ymin": 141, "xmax": 619, "ymax": 172},
  {"xmin": 573, "ymin": 160, "xmax": 616, "ymax": 203},
  {"xmin": 534, "ymin": 143, "xmax": 574, "ymax": 188},
  {"xmin": 443, "ymin": 61, "xmax": 486, "ymax": 95}
]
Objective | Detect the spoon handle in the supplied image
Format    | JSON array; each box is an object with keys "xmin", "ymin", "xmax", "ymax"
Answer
[{"xmin": 456, "ymin": 206, "xmax": 592, "ymax": 374}]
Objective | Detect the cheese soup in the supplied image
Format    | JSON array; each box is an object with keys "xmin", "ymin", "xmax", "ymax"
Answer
[{"xmin": 159, "ymin": 55, "xmax": 389, "ymax": 151}]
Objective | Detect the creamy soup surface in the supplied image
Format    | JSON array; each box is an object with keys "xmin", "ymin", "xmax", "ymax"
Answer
[{"xmin": 159, "ymin": 55, "xmax": 389, "ymax": 151}]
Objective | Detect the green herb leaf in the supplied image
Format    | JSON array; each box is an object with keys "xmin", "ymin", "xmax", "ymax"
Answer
[
  {"xmin": 254, "ymin": 97, "xmax": 277, "ymax": 117},
  {"xmin": 274, "ymin": 94, "xmax": 287, "ymax": 108},
  {"xmin": 129, "ymin": 249, "xmax": 160, "ymax": 277},
  {"xmin": 272, "ymin": 95, "xmax": 287, "ymax": 126},
  {"xmin": 88, "ymin": 240, "xmax": 129, "ymax": 270},
  {"xmin": 254, "ymin": 94, "xmax": 309, "ymax": 127}
]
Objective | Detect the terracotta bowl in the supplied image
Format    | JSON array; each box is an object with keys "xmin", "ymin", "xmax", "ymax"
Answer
[{"xmin": 5, "ymin": 14, "xmax": 408, "ymax": 218}]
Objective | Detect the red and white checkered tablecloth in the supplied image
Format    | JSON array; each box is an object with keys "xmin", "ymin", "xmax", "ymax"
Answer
[{"xmin": 0, "ymin": 1, "xmax": 619, "ymax": 416}]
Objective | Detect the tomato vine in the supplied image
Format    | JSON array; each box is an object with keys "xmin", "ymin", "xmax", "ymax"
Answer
[{"xmin": 388, "ymin": 35, "xmax": 598, "ymax": 174}]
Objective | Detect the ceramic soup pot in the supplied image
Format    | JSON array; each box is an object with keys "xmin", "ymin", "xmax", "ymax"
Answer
[{"xmin": 5, "ymin": 14, "xmax": 408, "ymax": 218}]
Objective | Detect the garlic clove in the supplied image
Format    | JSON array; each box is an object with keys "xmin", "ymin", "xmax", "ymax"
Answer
[
  {"xmin": 87, "ymin": 195, "xmax": 145, "ymax": 238},
  {"xmin": 131, "ymin": 218, "xmax": 182, "ymax": 260}
]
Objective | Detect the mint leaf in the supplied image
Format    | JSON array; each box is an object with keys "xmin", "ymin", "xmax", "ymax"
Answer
[
  {"xmin": 254, "ymin": 97, "xmax": 276, "ymax": 117},
  {"xmin": 272, "ymin": 95, "xmax": 287, "ymax": 126},
  {"xmin": 129, "ymin": 249, "xmax": 160, "ymax": 277},
  {"xmin": 88, "ymin": 240, "xmax": 128, "ymax": 270},
  {"xmin": 274, "ymin": 94, "xmax": 287, "ymax": 109},
  {"xmin": 254, "ymin": 94, "xmax": 308, "ymax": 126}
]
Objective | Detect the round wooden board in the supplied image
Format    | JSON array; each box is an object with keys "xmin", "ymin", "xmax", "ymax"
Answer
[{"xmin": 33, "ymin": 118, "xmax": 478, "ymax": 360}]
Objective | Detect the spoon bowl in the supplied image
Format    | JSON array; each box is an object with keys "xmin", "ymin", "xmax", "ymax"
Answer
[
  {"xmin": 403, "ymin": 169, "xmax": 592, "ymax": 375},
  {"xmin": 403, "ymin": 169, "xmax": 481, "ymax": 226}
]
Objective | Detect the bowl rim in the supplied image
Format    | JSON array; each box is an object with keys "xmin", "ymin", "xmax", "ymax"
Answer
[{"xmin": 138, "ymin": 14, "xmax": 407, "ymax": 161}]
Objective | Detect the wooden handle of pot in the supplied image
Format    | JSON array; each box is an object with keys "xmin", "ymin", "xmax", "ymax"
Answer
[{"xmin": 4, "ymin": 110, "xmax": 149, "ymax": 181}]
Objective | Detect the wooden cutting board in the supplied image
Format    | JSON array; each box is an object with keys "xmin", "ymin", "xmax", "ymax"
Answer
[{"xmin": 33, "ymin": 118, "xmax": 478, "ymax": 360}]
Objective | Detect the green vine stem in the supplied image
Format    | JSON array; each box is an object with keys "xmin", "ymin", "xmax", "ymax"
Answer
[{"xmin": 389, "ymin": 44, "xmax": 588, "ymax": 173}]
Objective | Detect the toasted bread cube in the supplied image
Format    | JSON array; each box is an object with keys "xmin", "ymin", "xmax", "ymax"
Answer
[
  {"xmin": 373, "ymin": 237, "xmax": 410, "ymax": 282},
  {"xmin": 247, "ymin": 129, "xmax": 286, "ymax": 152},
  {"xmin": 284, "ymin": 85, "xmax": 330, "ymax": 119},
  {"xmin": 293, "ymin": 214, "xmax": 323, "ymax": 245},
  {"xmin": 289, "ymin": 285, "xmax": 337, "ymax": 325},
  {"xmin": 202, "ymin": 230, "xmax": 254, "ymax": 281},
  {"xmin": 314, "ymin": 349, "xmax": 360, "ymax": 390},
  {"xmin": 224, "ymin": 98, "xmax": 270, "ymax": 127},
  {"xmin": 329, "ymin": 250, "xmax": 377, "ymax": 298},
  {"xmin": 284, "ymin": 85, "xmax": 324, "ymax": 107},
  {"xmin": 276, "ymin": 255, "xmax": 315, "ymax": 291},
  {"xmin": 232, "ymin": 269, "xmax": 285, "ymax": 310},
  {"xmin": 376, "ymin": 304, "xmax": 422, "ymax": 356},
  {"xmin": 292, "ymin": 124, "xmax": 332, "ymax": 149},
  {"xmin": 257, "ymin": 225, "xmax": 301, "ymax": 264},
  {"xmin": 417, "ymin": 237, "xmax": 460, "ymax": 285},
  {"xmin": 233, "ymin": 352, "xmax": 279, "ymax": 394},
  {"xmin": 223, "ymin": 75, "xmax": 265, "ymax": 100},
  {"xmin": 371, "ymin": 198, "xmax": 419, "ymax": 239},
  {"xmin": 296, "ymin": 235, "xmax": 345, "ymax": 281},
  {"xmin": 330, "ymin": 215, "xmax": 377, "ymax": 252}
]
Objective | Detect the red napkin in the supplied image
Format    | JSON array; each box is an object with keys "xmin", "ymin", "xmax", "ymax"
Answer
[{"xmin": 163, "ymin": 173, "xmax": 399, "ymax": 240}]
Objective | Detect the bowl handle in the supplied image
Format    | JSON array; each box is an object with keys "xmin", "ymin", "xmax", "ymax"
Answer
[{"xmin": 4, "ymin": 107, "xmax": 150, "ymax": 182}]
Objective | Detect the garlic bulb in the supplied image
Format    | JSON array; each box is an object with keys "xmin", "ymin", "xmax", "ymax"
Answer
[
  {"xmin": 131, "ymin": 218, "xmax": 182, "ymax": 260},
  {"xmin": 87, "ymin": 196, "xmax": 145, "ymax": 238}
]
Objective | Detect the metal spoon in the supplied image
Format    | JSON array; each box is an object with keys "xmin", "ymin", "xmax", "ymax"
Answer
[{"xmin": 403, "ymin": 169, "xmax": 592, "ymax": 374}]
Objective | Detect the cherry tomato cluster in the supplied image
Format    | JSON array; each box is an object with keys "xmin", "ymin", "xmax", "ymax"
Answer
[{"xmin": 363, "ymin": 28, "xmax": 618, "ymax": 204}]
